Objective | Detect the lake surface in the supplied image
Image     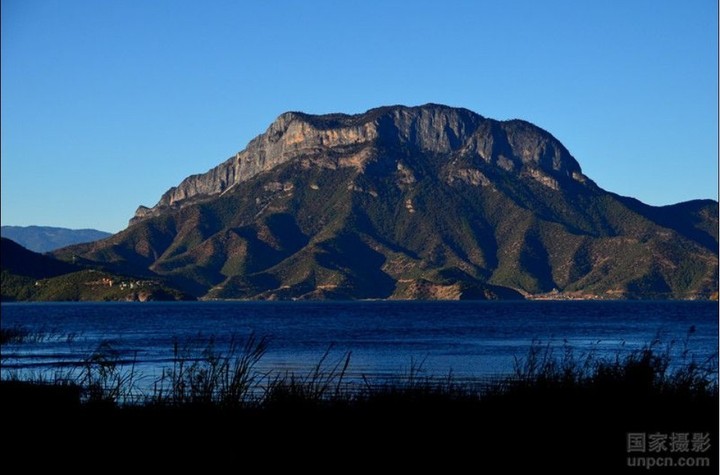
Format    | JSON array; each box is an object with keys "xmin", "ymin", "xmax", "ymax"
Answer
[{"xmin": 1, "ymin": 301, "xmax": 717, "ymax": 389}]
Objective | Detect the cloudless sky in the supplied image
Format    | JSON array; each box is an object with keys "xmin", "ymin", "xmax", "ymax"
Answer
[{"xmin": 1, "ymin": 0, "xmax": 717, "ymax": 233}]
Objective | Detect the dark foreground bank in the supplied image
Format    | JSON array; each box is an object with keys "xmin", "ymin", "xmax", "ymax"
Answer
[{"xmin": 2, "ymin": 343, "xmax": 717, "ymax": 473}]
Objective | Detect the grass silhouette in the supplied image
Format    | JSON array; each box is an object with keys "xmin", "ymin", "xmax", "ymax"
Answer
[{"xmin": 1, "ymin": 332, "xmax": 716, "ymax": 471}]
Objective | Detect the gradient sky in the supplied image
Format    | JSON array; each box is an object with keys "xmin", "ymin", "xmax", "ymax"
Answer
[{"xmin": 1, "ymin": 0, "xmax": 717, "ymax": 233}]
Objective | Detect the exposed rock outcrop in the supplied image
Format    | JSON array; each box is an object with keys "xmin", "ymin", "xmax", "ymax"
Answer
[{"xmin": 131, "ymin": 104, "xmax": 588, "ymax": 225}]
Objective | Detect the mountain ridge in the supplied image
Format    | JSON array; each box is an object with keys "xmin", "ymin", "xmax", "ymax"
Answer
[
  {"xmin": 53, "ymin": 104, "xmax": 717, "ymax": 301},
  {"xmin": 1, "ymin": 226, "xmax": 112, "ymax": 253},
  {"xmin": 131, "ymin": 104, "xmax": 588, "ymax": 225}
]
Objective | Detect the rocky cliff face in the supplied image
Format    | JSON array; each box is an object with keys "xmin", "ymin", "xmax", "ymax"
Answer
[{"xmin": 131, "ymin": 104, "xmax": 587, "ymax": 225}]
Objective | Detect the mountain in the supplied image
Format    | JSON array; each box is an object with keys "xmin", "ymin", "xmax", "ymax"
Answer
[
  {"xmin": 1, "ymin": 238, "xmax": 192, "ymax": 302},
  {"xmin": 0, "ymin": 226, "xmax": 112, "ymax": 253},
  {"xmin": 53, "ymin": 104, "xmax": 718, "ymax": 300},
  {"xmin": 1, "ymin": 237, "xmax": 79, "ymax": 280}
]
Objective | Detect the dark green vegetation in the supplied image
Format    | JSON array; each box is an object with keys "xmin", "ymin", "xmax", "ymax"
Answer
[
  {"xmin": 2, "ymin": 335, "xmax": 716, "ymax": 471},
  {"xmin": 0, "ymin": 225, "xmax": 111, "ymax": 253},
  {"xmin": 52, "ymin": 105, "xmax": 718, "ymax": 301},
  {"xmin": 0, "ymin": 238, "xmax": 192, "ymax": 301}
]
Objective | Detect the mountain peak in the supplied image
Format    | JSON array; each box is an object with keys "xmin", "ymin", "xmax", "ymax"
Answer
[
  {"xmin": 279, "ymin": 103, "xmax": 481, "ymax": 128},
  {"xmin": 131, "ymin": 105, "xmax": 587, "ymax": 225}
]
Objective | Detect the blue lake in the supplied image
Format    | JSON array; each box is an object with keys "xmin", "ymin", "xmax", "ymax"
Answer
[{"xmin": 1, "ymin": 301, "xmax": 717, "ymax": 388}]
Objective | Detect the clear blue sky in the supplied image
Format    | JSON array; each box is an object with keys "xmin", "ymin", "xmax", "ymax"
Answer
[{"xmin": 1, "ymin": 0, "xmax": 717, "ymax": 233}]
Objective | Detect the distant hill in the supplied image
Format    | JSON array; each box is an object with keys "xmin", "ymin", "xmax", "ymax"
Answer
[
  {"xmin": 52, "ymin": 104, "xmax": 718, "ymax": 300},
  {"xmin": 1, "ymin": 237, "xmax": 80, "ymax": 279},
  {"xmin": 0, "ymin": 226, "xmax": 111, "ymax": 253},
  {"xmin": 1, "ymin": 238, "xmax": 192, "ymax": 302}
]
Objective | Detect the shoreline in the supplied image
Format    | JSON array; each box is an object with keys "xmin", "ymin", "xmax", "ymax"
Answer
[{"xmin": 2, "ymin": 295, "xmax": 718, "ymax": 303}]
